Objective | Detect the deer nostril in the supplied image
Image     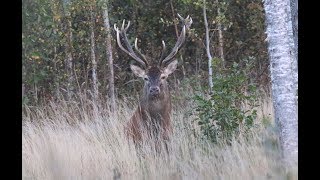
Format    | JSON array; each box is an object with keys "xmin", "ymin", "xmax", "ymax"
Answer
[{"xmin": 150, "ymin": 87, "xmax": 160, "ymax": 94}]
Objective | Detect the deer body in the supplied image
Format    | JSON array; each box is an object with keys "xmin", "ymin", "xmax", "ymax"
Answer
[
  {"xmin": 126, "ymin": 66, "xmax": 174, "ymax": 145},
  {"xmin": 127, "ymin": 94, "xmax": 173, "ymax": 144},
  {"xmin": 114, "ymin": 15, "xmax": 192, "ymax": 152}
]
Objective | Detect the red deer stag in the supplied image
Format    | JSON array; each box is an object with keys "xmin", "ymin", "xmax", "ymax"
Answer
[{"xmin": 114, "ymin": 14, "xmax": 192, "ymax": 153}]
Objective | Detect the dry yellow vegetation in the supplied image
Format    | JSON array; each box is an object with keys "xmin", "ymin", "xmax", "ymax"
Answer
[{"xmin": 22, "ymin": 93, "xmax": 297, "ymax": 179}]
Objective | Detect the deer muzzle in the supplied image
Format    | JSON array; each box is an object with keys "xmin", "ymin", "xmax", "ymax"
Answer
[{"xmin": 149, "ymin": 86, "xmax": 160, "ymax": 96}]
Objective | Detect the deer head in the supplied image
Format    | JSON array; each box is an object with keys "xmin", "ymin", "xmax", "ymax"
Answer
[
  {"xmin": 129, "ymin": 61, "xmax": 178, "ymax": 100},
  {"xmin": 114, "ymin": 14, "xmax": 192, "ymax": 100}
]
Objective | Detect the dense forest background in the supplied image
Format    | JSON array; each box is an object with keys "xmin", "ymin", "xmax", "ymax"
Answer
[{"xmin": 22, "ymin": 0, "xmax": 269, "ymax": 105}]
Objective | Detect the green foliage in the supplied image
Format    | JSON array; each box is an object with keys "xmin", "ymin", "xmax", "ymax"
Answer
[
  {"xmin": 194, "ymin": 59, "xmax": 259, "ymax": 143},
  {"xmin": 22, "ymin": 0, "xmax": 268, "ymax": 106}
]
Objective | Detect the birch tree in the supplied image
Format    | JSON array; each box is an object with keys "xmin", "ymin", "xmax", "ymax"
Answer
[
  {"xmin": 290, "ymin": 0, "xmax": 298, "ymax": 59},
  {"xmin": 263, "ymin": 0, "xmax": 298, "ymax": 167},
  {"xmin": 203, "ymin": 0, "xmax": 213, "ymax": 93},
  {"xmin": 215, "ymin": 0, "xmax": 225, "ymax": 68},
  {"xmin": 90, "ymin": 4, "xmax": 98, "ymax": 100},
  {"xmin": 289, "ymin": 0, "xmax": 298, "ymax": 91},
  {"xmin": 102, "ymin": 0, "xmax": 116, "ymax": 112}
]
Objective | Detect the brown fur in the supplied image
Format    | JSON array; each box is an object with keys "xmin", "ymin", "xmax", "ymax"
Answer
[{"xmin": 125, "ymin": 65, "xmax": 175, "ymax": 153}]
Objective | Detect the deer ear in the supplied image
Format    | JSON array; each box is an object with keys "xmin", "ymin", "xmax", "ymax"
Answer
[
  {"xmin": 163, "ymin": 60, "xmax": 178, "ymax": 76},
  {"xmin": 130, "ymin": 64, "xmax": 146, "ymax": 78}
]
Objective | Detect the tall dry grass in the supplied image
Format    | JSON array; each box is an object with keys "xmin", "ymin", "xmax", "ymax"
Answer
[{"xmin": 22, "ymin": 91, "xmax": 297, "ymax": 180}]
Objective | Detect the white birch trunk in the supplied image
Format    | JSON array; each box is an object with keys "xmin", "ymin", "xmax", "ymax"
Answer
[
  {"xmin": 102, "ymin": 3, "xmax": 116, "ymax": 113},
  {"xmin": 263, "ymin": 0, "xmax": 298, "ymax": 167},
  {"xmin": 90, "ymin": 5, "xmax": 98, "ymax": 100},
  {"xmin": 290, "ymin": 0, "xmax": 298, "ymax": 59},
  {"xmin": 216, "ymin": 0, "xmax": 225, "ymax": 68},
  {"xmin": 203, "ymin": 0, "xmax": 213, "ymax": 93},
  {"xmin": 289, "ymin": 0, "xmax": 298, "ymax": 92}
]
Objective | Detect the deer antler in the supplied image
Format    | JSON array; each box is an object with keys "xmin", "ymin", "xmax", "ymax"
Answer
[
  {"xmin": 159, "ymin": 40, "xmax": 166, "ymax": 61},
  {"xmin": 159, "ymin": 14, "xmax": 193, "ymax": 67},
  {"xmin": 114, "ymin": 20, "xmax": 149, "ymax": 68}
]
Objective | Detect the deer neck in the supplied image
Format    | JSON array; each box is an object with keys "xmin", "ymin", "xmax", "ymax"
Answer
[{"xmin": 140, "ymin": 84, "xmax": 171, "ymax": 118}]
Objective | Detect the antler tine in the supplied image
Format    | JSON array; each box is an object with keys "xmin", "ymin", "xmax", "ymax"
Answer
[
  {"xmin": 114, "ymin": 24, "xmax": 132, "ymax": 57},
  {"xmin": 114, "ymin": 20, "xmax": 148, "ymax": 68},
  {"xmin": 177, "ymin": 13, "xmax": 183, "ymax": 20},
  {"xmin": 121, "ymin": 19, "xmax": 126, "ymax": 29},
  {"xmin": 123, "ymin": 20, "xmax": 131, "ymax": 31},
  {"xmin": 178, "ymin": 14, "xmax": 193, "ymax": 28},
  {"xmin": 186, "ymin": 17, "xmax": 193, "ymax": 29},
  {"xmin": 158, "ymin": 40, "xmax": 166, "ymax": 64},
  {"xmin": 121, "ymin": 26, "xmax": 149, "ymax": 67},
  {"xmin": 134, "ymin": 38, "xmax": 148, "ymax": 62},
  {"xmin": 160, "ymin": 14, "xmax": 192, "ymax": 67}
]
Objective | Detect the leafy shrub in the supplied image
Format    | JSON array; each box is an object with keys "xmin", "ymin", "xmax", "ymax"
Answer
[{"xmin": 193, "ymin": 59, "xmax": 259, "ymax": 143}]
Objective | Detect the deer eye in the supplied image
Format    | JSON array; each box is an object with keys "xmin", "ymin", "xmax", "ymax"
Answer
[
  {"xmin": 161, "ymin": 76, "xmax": 166, "ymax": 80},
  {"xmin": 144, "ymin": 77, "xmax": 149, "ymax": 81}
]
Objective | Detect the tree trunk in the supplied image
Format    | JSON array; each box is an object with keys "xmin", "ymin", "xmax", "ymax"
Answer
[
  {"xmin": 22, "ymin": 83, "xmax": 25, "ymax": 99},
  {"xmin": 203, "ymin": 0, "xmax": 213, "ymax": 93},
  {"xmin": 263, "ymin": 0, "xmax": 298, "ymax": 167},
  {"xmin": 102, "ymin": 3, "xmax": 116, "ymax": 113},
  {"xmin": 90, "ymin": 5, "xmax": 98, "ymax": 101},
  {"xmin": 66, "ymin": 19, "xmax": 74, "ymax": 99},
  {"xmin": 61, "ymin": 0, "xmax": 74, "ymax": 99},
  {"xmin": 289, "ymin": 0, "xmax": 298, "ymax": 92},
  {"xmin": 170, "ymin": 0, "xmax": 179, "ymax": 39},
  {"xmin": 53, "ymin": 45, "xmax": 60, "ymax": 98},
  {"xmin": 216, "ymin": 0, "xmax": 225, "ymax": 68},
  {"xmin": 290, "ymin": 0, "xmax": 298, "ymax": 58},
  {"xmin": 51, "ymin": 0, "xmax": 62, "ymax": 98}
]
